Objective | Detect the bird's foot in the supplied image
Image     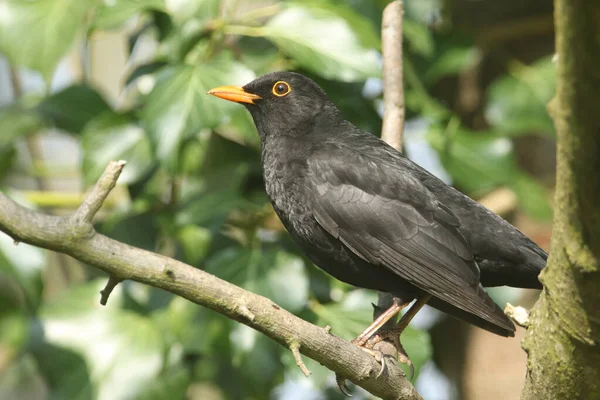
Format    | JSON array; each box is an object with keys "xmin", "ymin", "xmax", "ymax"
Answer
[
  {"xmin": 364, "ymin": 327, "xmax": 414, "ymax": 380},
  {"xmin": 334, "ymin": 338, "xmax": 388, "ymax": 397}
]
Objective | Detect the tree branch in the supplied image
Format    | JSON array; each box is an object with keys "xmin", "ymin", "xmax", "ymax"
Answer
[
  {"xmin": 0, "ymin": 161, "xmax": 422, "ymax": 400},
  {"xmin": 376, "ymin": 0, "xmax": 407, "ymax": 338},
  {"xmin": 521, "ymin": 0, "xmax": 600, "ymax": 398},
  {"xmin": 380, "ymin": 0, "xmax": 405, "ymax": 151}
]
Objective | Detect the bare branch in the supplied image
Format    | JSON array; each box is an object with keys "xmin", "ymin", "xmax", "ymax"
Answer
[
  {"xmin": 290, "ymin": 342, "xmax": 311, "ymax": 377},
  {"xmin": 73, "ymin": 160, "xmax": 126, "ymax": 224},
  {"xmin": 380, "ymin": 0, "xmax": 405, "ymax": 151},
  {"xmin": 0, "ymin": 162, "xmax": 422, "ymax": 400},
  {"xmin": 100, "ymin": 275, "xmax": 122, "ymax": 306},
  {"xmin": 377, "ymin": 0, "xmax": 408, "ymax": 344}
]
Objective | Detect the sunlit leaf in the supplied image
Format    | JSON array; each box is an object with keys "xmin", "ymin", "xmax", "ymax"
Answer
[
  {"xmin": 36, "ymin": 85, "xmax": 111, "ymax": 134},
  {"xmin": 206, "ymin": 248, "xmax": 309, "ymax": 312},
  {"xmin": 93, "ymin": 0, "xmax": 165, "ymax": 30},
  {"xmin": 141, "ymin": 60, "xmax": 255, "ymax": 171},
  {"xmin": 36, "ymin": 280, "xmax": 165, "ymax": 400},
  {"xmin": 290, "ymin": 1, "xmax": 380, "ymax": 49},
  {"xmin": 0, "ymin": 106, "xmax": 44, "ymax": 149},
  {"xmin": 262, "ymin": 5, "xmax": 381, "ymax": 82},
  {"xmin": 176, "ymin": 224, "xmax": 212, "ymax": 264},
  {"xmin": 82, "ymin": 112, "xmax": 154, "ymax": 186},
  {"xmin": 486, "ymin": 56, "xmax": 556, "ymax": 136},
  {"xmin": 427, "ymin": 126, "xmax": 518, "ymax": 193},
  {"xmin": 164, "ymin": 0, "xmax": 219, "ymax": 22},
  {"xmin": 0, "ymin": 0, "xmax": 94, "ymax": 82}
]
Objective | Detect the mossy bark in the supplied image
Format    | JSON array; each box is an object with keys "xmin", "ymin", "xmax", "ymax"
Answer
[{"xmin": 521, "ymin": 0, "xmax": 600, "ymax": 398}]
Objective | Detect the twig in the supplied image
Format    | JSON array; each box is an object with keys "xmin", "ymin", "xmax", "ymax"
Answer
[
  {"xmin": 100, "ymin": 275, "xmax": 122, "ymax": 306},
  {"xmin": 0, "ymin": 162, "xmax": 422, "ymax": 400},
  {"xmin": 380, "ymin": 0, "xmax": 405, "ymax": 152},
  {"xmin": 290, "ymin": 342, "xmax": 311, "ymax": 377},
  {"xmin": 376, "ymin": 0, "xmax": 407, "ymax": 340},
  {"xmin": 72, "ymin": 160, "xmax": 126, "ymax": 225}
]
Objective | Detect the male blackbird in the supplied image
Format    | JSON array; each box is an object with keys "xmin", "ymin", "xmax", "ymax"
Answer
[{"xmin": 208, "ymin": 72, "xmax": 546, "ymax": 380}]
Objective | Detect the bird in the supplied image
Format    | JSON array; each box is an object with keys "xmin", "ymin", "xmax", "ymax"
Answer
[{"xmin": 208, "ymin": 71, "xmax": 546, "ymax": 389}]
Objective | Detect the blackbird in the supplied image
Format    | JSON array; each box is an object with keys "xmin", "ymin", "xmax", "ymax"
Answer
[{"xmin": 208, "ymin": 72, "xmax": 546, "ymax": 383}]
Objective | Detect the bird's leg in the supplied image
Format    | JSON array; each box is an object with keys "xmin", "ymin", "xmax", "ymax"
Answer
[
  {"xmin": 335, "ymin": 298, "xmax": 412, "ymax": 396},
  {"xmin": 352, "ymin": 298, "xmax": 411, "ymax": 347},
  {"xmin": 364, "ymin": 294, "xmax": 432, "ymax": 379}
]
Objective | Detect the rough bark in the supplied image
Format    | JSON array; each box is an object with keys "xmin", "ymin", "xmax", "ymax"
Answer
[
  {"xmin": 521, "ymin": 0, "xmax": 600, "ymax": 398},
  {"xmin": 0, "ymin": 161, "xmax": 422, "ymax": 400}
]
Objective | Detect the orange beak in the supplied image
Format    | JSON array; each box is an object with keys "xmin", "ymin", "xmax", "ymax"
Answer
[{"xmin": 207, "ymin": 85, "xmax": 261, "ymax": 104}]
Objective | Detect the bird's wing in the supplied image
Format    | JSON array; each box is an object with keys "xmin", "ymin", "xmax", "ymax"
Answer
[{"xmin": 308, "ymin": 148, "xmax": 514, "ymax": 332}]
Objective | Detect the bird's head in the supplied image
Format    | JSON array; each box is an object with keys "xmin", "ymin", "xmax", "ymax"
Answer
[{"xmin": 208, "ymin": 72, "xmax": 341, "ymax": 140}]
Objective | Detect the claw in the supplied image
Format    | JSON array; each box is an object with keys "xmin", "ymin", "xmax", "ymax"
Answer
[
  {"xmin": 359, "ymin": 347, "xmax": 386, "ymax": 378},
  {"xmin": 336, "ymin": 374, "xmax": 353, "ymax": 397},
  {"xmin": 397, "ymin": 342, "xmax": 414, "ymax": 380}
]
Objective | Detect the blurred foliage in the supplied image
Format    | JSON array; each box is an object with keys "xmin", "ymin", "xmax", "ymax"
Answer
[{"xmin": 0, "ymin": 0, "xmax": 554, "ymax": 399}]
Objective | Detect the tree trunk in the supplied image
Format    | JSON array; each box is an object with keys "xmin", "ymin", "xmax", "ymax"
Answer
[{"xmin": 521, "ymin": 0, "xmax": 600, "ymax": 398}]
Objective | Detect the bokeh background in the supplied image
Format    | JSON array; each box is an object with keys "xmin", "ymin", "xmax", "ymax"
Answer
[{"xmin": 0, "ymin": 0, "xmax": 555, "ymax": 399}]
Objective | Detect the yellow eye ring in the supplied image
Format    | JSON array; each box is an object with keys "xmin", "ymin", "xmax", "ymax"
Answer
[{"xmin": 272, "ymin": 81, "xmax": 291, "ymax": 97}]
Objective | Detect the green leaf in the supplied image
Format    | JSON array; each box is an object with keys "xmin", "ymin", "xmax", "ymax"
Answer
[
  {"xmin": 141, "ymin": 60, "xmax": 255, "ymax": 171},
  {"xmin": 176, "ymin": 224, "xmax": 212, "ymax": 264},
  {"xmin": 511, "ymin": 174, "xmax": 553, "ymax": 221},
  {"xmin": 93, "ymin": 0, "xmax": 165, "ymax": 30},
  {"xmin": 0, "ymin": 145, "xmax": 17, "ymax": 181},
  {"xmin": 33, "ymin": 344, "xmax": 94, "ymax": 400},
  {"xmin": 0, "ymin": 296, "xmax": 29, "ymax": 355},
  {"xmin": 163, "ymin": 0, "xmax": 219, "ymax": 22},
  {"xmin": 214, "ymin": 106, "xmax": 260, "ymax": 148},
  {"xmin": 206, "ymin": 248, "xmax": 309, "ymax": 312},
  {"xmin": 137, "ymin": 366, "xmax": 190, "ymax": 400},
  {"xmin": 0, "ymin": 0, "xmax": 94, "ymax": 82},
  {"xmin": 424, "ymin": 46, "xmax": 480, "ymax": 85},
  {"xmin": 153, "ymin": 296, "xmax": 227, "ymax": 355},
  {"xmin": 82, "ymin": 112, "xmax": 154, "ymax": 186},
  {"xmin": 124, "ymin": 60, "xmax": 168, "ymax": 86},
  {"xmin": 0, "ymin": 232, "xmax": 44, "ymax": 310},
  {"xmin": 36, "ymin": 280, "xmax": 165, "ymax": 400},
  {"xmin": 289, "ymin": 1, "xmax": 380, "ymax": 49},
  {"xmin": 175, "ymin": 191, "xmax": 247, "ymax": 229},
  {"xmin": 0, "ymin": 106, "xmax": 44, "ymax": 149},
  {"xmin": 262, "ymin": 5, "xmax": 381, "ymax": 81},
  {"xmin": 36, "ymin": 85, "xmax": 111, "ymax": 134},
  {"xmin": 427, "ymin": 126, "xmax": 518, "ymax": 193},
  {"xmin": 486, "ymin": 56, "xmax": 556, "ymax": 136},
  {"xmin": 0, "ymin": 106, "xmax": 40, "ymax": 179},
  {"xmin": 403, "ymin": 19, "xmax": 435, "ymax": 57}
]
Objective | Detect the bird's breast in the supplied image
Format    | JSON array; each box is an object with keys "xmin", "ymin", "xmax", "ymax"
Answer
[{"xmin": 263, "ymin": 159, "xmax": 314, "ymax": 236}]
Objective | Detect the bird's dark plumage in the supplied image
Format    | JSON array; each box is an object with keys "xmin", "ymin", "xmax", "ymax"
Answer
[{"xmin": 209, "ymin": 71, "xmax": 546, "ymax": 338}]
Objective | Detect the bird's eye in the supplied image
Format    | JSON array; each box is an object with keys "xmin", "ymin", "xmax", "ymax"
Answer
[{"xmin": 272, "ymin": 81, "xmax": 291, "ymax": 97}]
